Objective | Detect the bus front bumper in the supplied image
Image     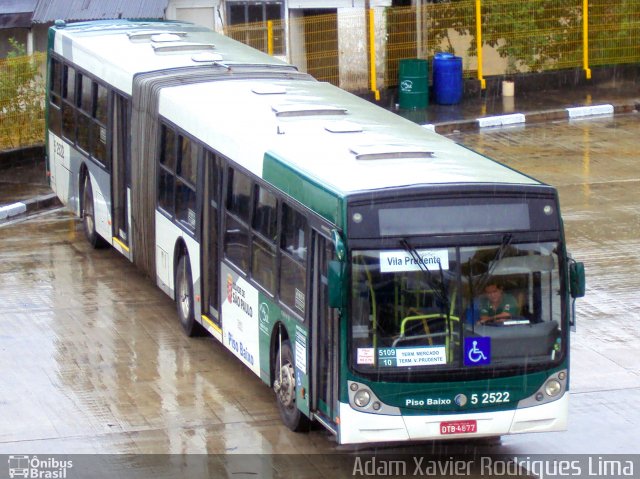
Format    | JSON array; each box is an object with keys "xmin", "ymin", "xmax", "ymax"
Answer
[{"xmin": 337, "ymin": 392, "xmax": 568, "ymax": 445}]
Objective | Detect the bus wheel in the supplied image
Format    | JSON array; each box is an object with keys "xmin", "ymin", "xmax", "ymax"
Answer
[
  {"xmin": 274, "ymin": 340, "xmax": 310, "ymax": 432},
  {"xmin": 82, "ymin": 174, "xmax": 105, "ymax": 248},
  {"xmin": 175, "ymin": 255, "xmax": 205, "ymax": 337}
]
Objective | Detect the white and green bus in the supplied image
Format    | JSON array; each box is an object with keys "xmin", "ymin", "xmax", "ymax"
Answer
[{"xmin": 45, "ymin": 19, "xmax": 585, "ymax": 444}]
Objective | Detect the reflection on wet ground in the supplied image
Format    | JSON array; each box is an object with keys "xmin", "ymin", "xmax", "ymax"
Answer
[
  {"xmin": 0, "ymin": 211, "xmax": 311, "ymax": 454},
  {"xmin": 0, "ymin": 158, "xmax": 51, "ymax": 203},
  {"xmin": 0, "ymin": 210, "xmax": 513, "ymax": 477},
  {"xmin": 1, "ymin": 115, "xmax": 639, "ymax": 474}
]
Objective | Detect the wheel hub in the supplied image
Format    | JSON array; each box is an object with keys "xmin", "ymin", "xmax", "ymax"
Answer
[
  {"xmin": 178, "ymin": 276, "xmax": 190, "ymax": 319},
  {"xmin": 275, "ymin": 362, "xmax": 295, "ymax": 408}
]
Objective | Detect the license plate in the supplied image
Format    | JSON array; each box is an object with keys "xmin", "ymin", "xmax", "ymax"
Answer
[{"xmin": 440, "ymin": 419, "xmax": 477, "ymax": 435}]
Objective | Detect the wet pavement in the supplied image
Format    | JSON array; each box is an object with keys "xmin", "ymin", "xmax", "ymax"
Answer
[
  {"xmin": 394, "ymin": 77, "xmax": 640, "ymax": 132},
  {"xmin": 1, "ymin": 99, "xmax": 640, "ymax": 475},
  {"xmin": 0, "ymin": 156, "xmax": 51, "ymax": 204}
]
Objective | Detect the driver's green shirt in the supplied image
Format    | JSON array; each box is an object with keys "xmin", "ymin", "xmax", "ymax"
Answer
[{"xmin": 479, "ymin": 293, "xmax": 519, "ymax": 318}]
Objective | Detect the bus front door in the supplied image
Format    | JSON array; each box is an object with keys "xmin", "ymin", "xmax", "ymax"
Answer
[
  {"xmin": 201, "ymin": 150, "xmax": 221, "ymax": 330},
  {"xmin": 311, "ymin": 231, "xmax": 339, "ymax": 427}
]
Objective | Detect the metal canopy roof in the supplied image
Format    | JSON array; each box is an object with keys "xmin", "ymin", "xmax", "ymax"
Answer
[
  {"xmin": 0, "ymin": 0, "xmax": 38, "ymax": 29},
  {"xmin": 32, "ymin": 0, "xmax": 169, "ymax": 24}
]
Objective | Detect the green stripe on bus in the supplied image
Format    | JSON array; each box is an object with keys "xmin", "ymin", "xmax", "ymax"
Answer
[{"xmin": 263, "ymin": 152, "xmax": 346, "ymax": 229}]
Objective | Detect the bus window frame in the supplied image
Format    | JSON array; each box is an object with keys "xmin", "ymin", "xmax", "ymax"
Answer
[
  {"xmin": 219, "ymin": 160, "xmax": 318, "ymax": 322},
  {"xmin": 156, "ymin": 119, "xmax": 199, "ymax": 237},
  {"xmin": 279, "ymin": 201, "xmax": 309, "ymax": 317},
  {"xmin": 251, "ymin": 183, "xmax": 279, "ymax": 296},
  {"xmin": 48, "ymin": 57, "xmax": 63, "ymax": 136},
  {"xmin": 50, "ymin": 53, "xmax": 113, "ymax": 172},
  {"xmin": 61, "ymin": 63, "xmax": 77, "ymax": 144},
  {"xmin": 224, "ymin": 165, "xmax": 253, "ymax": 273},
  {"xmin": 76, "ymin": 72, "xmax": 93, "ymax": 155},
  {"xmin": 91, "ymin": 82, "xmax": 109, "ymax": 166}
]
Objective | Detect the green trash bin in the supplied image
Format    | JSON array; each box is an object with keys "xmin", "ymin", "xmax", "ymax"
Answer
[{"xmin": 398, "ymin": 58, "xmax": 429, "ymax": 110}]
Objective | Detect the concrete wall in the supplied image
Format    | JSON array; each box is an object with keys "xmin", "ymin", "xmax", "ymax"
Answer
[
  {"xmin": 166, "ymin": 0, "xmax": 220, "ymax": 30},
  {"xmin": 337, "ymin": 8, "xmax": 367, "ymax": 91},
  {"xmin": 287, "ymin": 9, "xmax": 307, "ymax": 72},
  {"xmin": 164, "ymin": 1, "xmax": 394, "ymax": 91}
]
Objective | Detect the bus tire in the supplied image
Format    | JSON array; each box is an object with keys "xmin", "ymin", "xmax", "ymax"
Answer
[
  {"xmin": 82, "ymin": 173, "xmax": 106, "ymax": 248},
  {"xmin": 175, "ymin": 255, "xmax": 205, "ymax": 337},
  {"xmin": 274, "ymin": 340, "xmax": 310, "ymax": 432}
]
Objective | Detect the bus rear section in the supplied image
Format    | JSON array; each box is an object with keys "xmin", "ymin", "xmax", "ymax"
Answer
[{"xmin": 332, "ymin": 185, "xmax": 580, "ymax": 444}]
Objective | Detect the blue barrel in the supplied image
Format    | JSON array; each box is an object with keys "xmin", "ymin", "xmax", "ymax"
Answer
[
  {"xmin": 398, "ymin": 58, "xmax": 428, "ymax": 110},
  {"xmin": 433, "ymin": 52, "xmax": 463, "ymax": 105}
]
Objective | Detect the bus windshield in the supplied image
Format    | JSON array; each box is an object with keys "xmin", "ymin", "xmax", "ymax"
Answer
[{"xmin": 350, "ymin": 241, "xmax": 563, "ymax": 375}]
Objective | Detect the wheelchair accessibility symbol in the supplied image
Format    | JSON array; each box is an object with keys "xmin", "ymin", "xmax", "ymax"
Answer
[{"xmin": 464, "ymin": 337, "xmax": 491, "ymax": 366}]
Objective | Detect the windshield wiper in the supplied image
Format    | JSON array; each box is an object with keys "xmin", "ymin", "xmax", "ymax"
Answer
[
  {"xmin": 399, "ymin": 238, "xmax": 449, "ymax": 313},
  {"xmin": 476, "ymin": 233, "xmax": 513, "ymax": 293}
]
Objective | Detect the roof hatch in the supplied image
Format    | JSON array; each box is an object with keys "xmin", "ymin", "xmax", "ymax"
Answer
[
  {"xmin": 192, "ymin": 52, "xmax": 223, "ymax": 62},
  {"xmin": 252, "ymin": 85, "xmax": 287, "ymax": 95},
  {"xmin": 152, "ymin": 43, "xmax": 215, "ymax": 53},
  {"xmin": 350, "ymin": 144, "xmax": 434, "ymax": 160},
  {"xmin": 128, "ymin": 31, "xmax": 187, "ymax": 41},
  {"xmin": 272, "ymin": 104, "xmax": 347, "ymax": 117}
]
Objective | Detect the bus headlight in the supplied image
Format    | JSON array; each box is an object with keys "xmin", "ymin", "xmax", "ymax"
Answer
[
  {"xmin": 347, "ymin": 381, "xmax": 401, "ymax": 415},
  {"xmin": 516, "ymin": 370, "xmax": 567, "ymax": 409},
  {"xmin": 354, "ymin": 389, "xmax": 371, "ymax": 408},
  {"xmin": 545, "ymin": 379, "xmax": 562, "ymax": 397}
]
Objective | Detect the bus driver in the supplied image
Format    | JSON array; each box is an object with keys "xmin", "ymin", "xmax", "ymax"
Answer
[{"xmin": 478, "ymin": 280, "xmax": 519, "ymax": 325}]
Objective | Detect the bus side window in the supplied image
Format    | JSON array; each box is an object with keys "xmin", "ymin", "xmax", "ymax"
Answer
[
  {"xmin": 279, "ymin": 203, "xmax": 307, "ymax": 314},
  {"xmin": 224, "ymin": 167, "xmax": 251, "ymax": 271},
  {"xmin": 160, "ymin": 125, "xmax": 177, "ymax": 171},
  {"xmin": 61, "ymin": 65, "xmax": 76, "ymax": 142},
  {"xmin": 49, "ymin": 58, "xmax": 62, "ymax": 136},
  {"xmin": 226, "ymin": 167, "xmax": 251, "ymax": 222},
  {"xmin": 76, "ymin": 73, "xmax": 92, "ymax": 154},
  {"xmin": 175, "ymin": 136, "xmax": 198, "ymax": 231},
  {"xmin": 92, "ymin": 82, "xmax": 108, "ymax": 166},
  {"xmin": 251, "ymin": 185, "xmax": 277, "ymax": 294},
  {"xmin": 158, "ymin": 124, "xmax": 177, "ymax": 215}
]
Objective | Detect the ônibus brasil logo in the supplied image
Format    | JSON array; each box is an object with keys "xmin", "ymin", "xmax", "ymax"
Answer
[{"xmin": 7, "ymin": 455, "xmax": 73, "ymax": 479}]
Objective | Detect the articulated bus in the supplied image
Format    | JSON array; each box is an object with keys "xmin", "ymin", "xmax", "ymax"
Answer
[{"xmin": 45, "ymin": 20, "xmax": 585, "ymax": 444}]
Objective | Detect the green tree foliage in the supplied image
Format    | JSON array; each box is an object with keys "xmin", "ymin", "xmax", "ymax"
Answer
[
  {"xmin": 588, "ymin": 0, "xmax": 640, "ymax": 66},
  {"xmin": 386, "ymin": 0, "xmax": 621, "ymax": 77},
  {"xmin": 0, "ymin": 39, "xmax": 45, "ymax": 150},
  {"xmin": 480, "ymin": 0, "xmax": 583, "ymax": 73}
]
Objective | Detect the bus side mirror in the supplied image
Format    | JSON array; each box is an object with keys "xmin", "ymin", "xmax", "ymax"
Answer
[
  {"xmin": 328, "ymin": 260, "xmax": 345, "ymax": 308},
  {"xmin": 569, "ymin": 261, "xmax": 585, "ymax": 298}
]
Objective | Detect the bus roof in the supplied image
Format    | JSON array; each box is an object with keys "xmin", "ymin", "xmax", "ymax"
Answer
[
  {"xmin": 52, "ymin": 20, "xmax": 542, "ymax": 196},
  {"xmin": 50, "ymin": 20, "xmax": 289, "ymax": 95},
  {"xmin": 159, "ymin": 79, "xmax": 541, "ymax": 195}
]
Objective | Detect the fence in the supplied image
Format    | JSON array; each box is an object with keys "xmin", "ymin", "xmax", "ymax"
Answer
[
  {"xmin": 0, "ymin": 52, "xmax": 46, "ymax": 151},
  {"xmin": 2, "ymin": 3, "xmax": 640, "ymax": 152},
  {"xmin": 589, "ymin": 0, "xmax": 640, "ymax": 67},
  {"xmin": 224, "ymin": 1, "xmax": 640, "ymax": 92}
]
